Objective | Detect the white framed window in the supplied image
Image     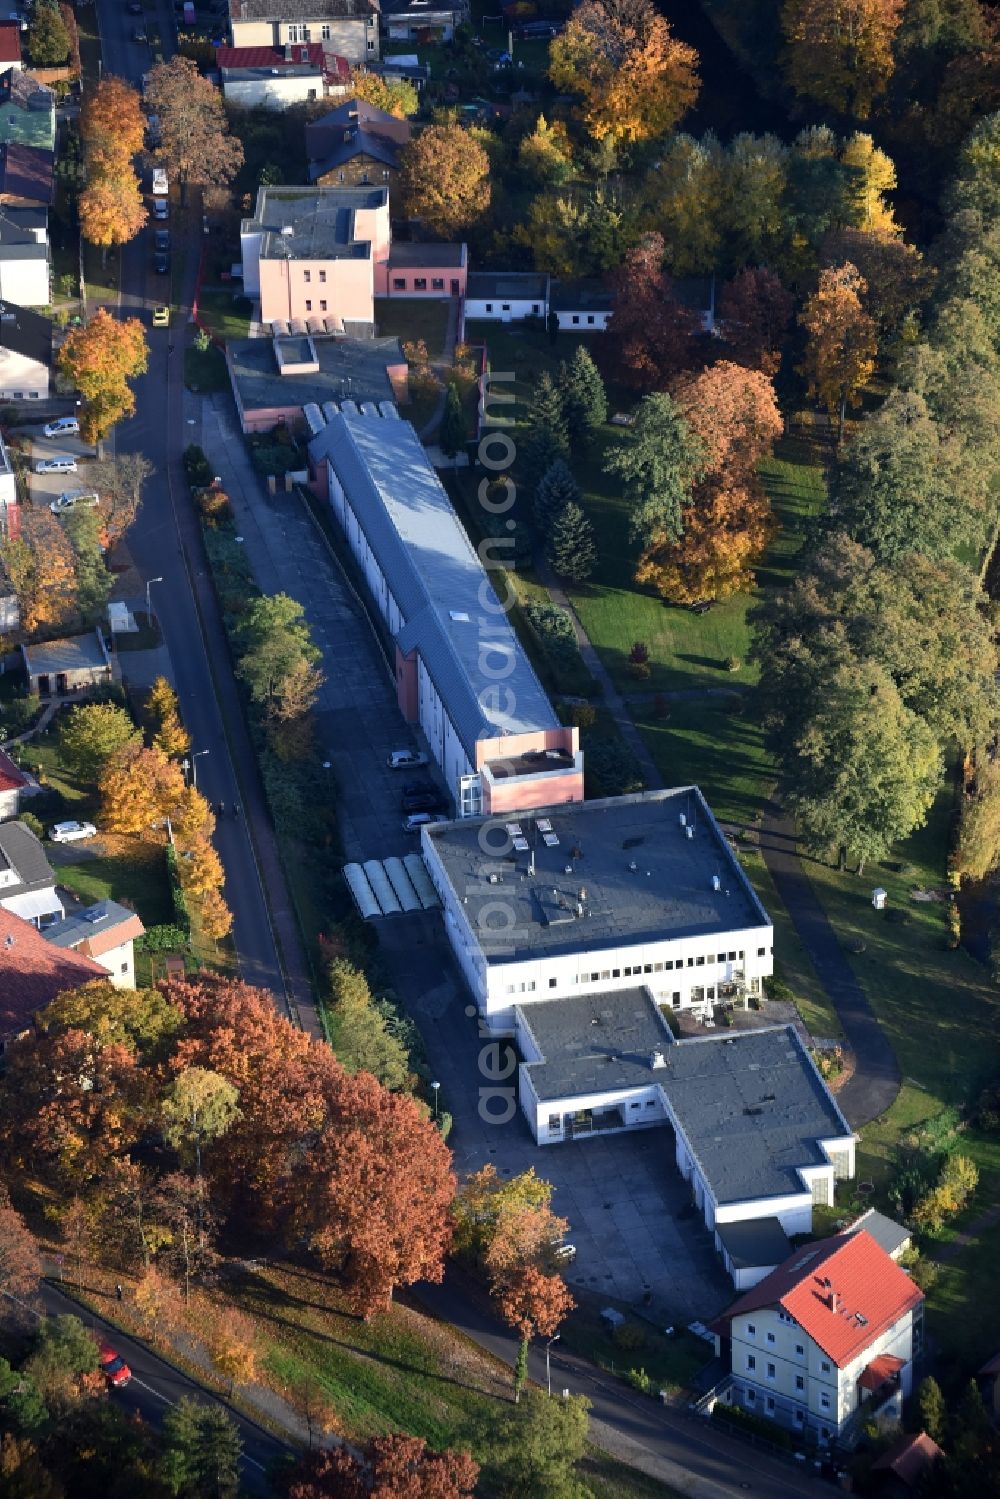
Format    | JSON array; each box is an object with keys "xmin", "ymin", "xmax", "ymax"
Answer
[
  {"xmin": 820, "ymin": 1393, "xmax": 831, "ymax": 1411},
  {"xmin": 766, "ymin": 1363, "xmax": 776, "ymax": 1381},
  {"xmin": 766, "ymin": 1332, "xmax": 776, "ymax": 1345},
  {"xmin": 795, "ymin": 1343, "xmax": 805, "ymax": 1356},
  {"xmin": 795, "ymin": 1375, "xmax": 804, "ymax": 1391},
  {"xmin": 746, "ymin": 1355, "xmax": 755, "ymax": 1371},
  {"xmin": 747, "ymin": 1324, "xmax": 756, "ymax": 1337},
  {"xmin": 820, "ymin": 1360, "xmax": 831, "ymax": 1374},
  {"xmin": 321, "ymin": 21, "xmax": 331, "ymax": 38}
]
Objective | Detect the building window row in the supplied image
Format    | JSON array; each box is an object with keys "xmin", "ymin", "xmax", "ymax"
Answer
[{"xmin": 505, "ymin": 981, "xmax": 536, "ymax": 995}]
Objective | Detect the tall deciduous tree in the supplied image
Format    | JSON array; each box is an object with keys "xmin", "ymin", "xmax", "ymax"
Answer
[
  {"xmin": 99, "ymin": 742, "xmax": 187, "ymax": 835},
  {"xmin": 549, "ymin": 0, "xmax": 699, "ymax": 144},
  {"xmin": 721, "ymin": 133, "xmax": 789, "ymax": 268},
  {"xmin": 57, "ymin": 310, "xmax": 148, "ymax": 445},
  {"xmin": 642, "ymin": 132, "xmax": 724, "ymax": 276},
  {"xmin": 518, "ymin": 114, "xmax": 574, "ymax": 188},
  {"xmin": 236, "ymin": 593, "xmax": 323, "ymax": 722},
  {"xmin": 58, "ymin": 702, "xmax": 141, "ymax": 784},
  {"xmin": 27, "ymin": 0, "xmax": 69, "ymax": 66},
  {"xmin": 288, "ymin": 1434, "xmax": 479, "ymax": 1499},
  {"xmin": 80, "ymin": 76, "xmax": 145, "ymax": 163},
  {"xmin": 63, "ymin": 506, "xmax": 113, "ymax": 622},
  {"xmin": 515, "ymin": 185, "xmax": 629, "ymax": 278},
  {"xmin": 604, "ymin": 391, "xmax": 704, "ymax": 550},
  {"xmin": 453, "ymin": 1164, "xmax": 554, "ymax": 1259},
  {"xmin": 348, "ymin": 68, "xmax": 419, "ymax": 117},
  {"xmin": 840, "ymin": 131, "xmax": 899, "ymax": 233},
  {"xmin": 0, "ymin": 1191, "xmax": 41, "ymax": 1303},
  {"xmin": 144, "ymin": 56, "xmax": 244, "ymax": 202},
  {"xmin": 495, "ymin": 1388, "xmax": 592, "ymax": 1497},
  {"xmin": 718, "ymin": 266, "xmax": 795, "ymax": 376},
  {"xmin": 15, "ymin": 509, "xmax": 78, "ymax": 635},
  {"xmin": 146, "ymin": 675, "xmax": 191, "ymax": 760},
  {"xmin": 399, "ymin": 124, "xmax": 490, "ymax": 237},
  {"xmin": 781, "ymin": 0, "xmax": 905, "ymax": 118},
  {"xmin": 87, "ymin": 453, "xmax": 153, "ymax": 546},
  {"xmin": 326, "ymin": 959, "xmax": 411, "ymax": 1092},
  {"xmin": 79, "ymin": 169, "xmax": 147, "ymax": 256},
  {"xmin": 819, "ymin": 228, "xmax": 928, "ymax": 343},
  {"xmin": 798, "ymin": 263, "xmax": 877, "ymax": 434},
  {"xmin": 945, "ymin": 110, "xmax": 1000, "ymax": 223},
  {"xmin": 602, "ymin": 233, "xmax": 698, "ymax": 390},
  {"xmin": 957, "ymin": 757, "xmax": 1000, "ymax": 882},
  {"xmin": 161, "ymin": 1068, "xmax": 240, "ymax": 1180}
]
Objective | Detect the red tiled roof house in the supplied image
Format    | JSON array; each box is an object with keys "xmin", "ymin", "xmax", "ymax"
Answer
[
  {"xmin": 712, "ymin": 1231, "xmax": 924, "ymax": 1446},
  {"xmin": 0, "ymin": 906, "xmax": 105, "ymax": 1046}
]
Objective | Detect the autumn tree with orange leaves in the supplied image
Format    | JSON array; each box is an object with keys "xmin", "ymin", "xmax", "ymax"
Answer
[
  {"xmin": 483, "ymin": 1202, "xmax": 576, "ymax": 1401},
  {"xmin": 718, "ymin": 267, "xmax": 795, "ymax": 377},
  {"xmin": 636, "ymin": 362, "xmax": 783, "ymax": 604},
  {"xmin": 550, "ymin": 0, "xmax": 699, "ymax": 144},
  {"xmin": 57, "ymin": 309, "xmax": 148, "ymax": 445},
  {"xmin": 287, "ymin": 1433, "xmax": 479, "ymax": 1499},
  {"xmin": 99, "ymin": 742, "xmax": 186, "ymax": 836},
  {"xmin": 78, "ymin": 76, "xmax": 147, "ymax": 258},
  {"xmin": 781, "ymin": 0, "xmax": 904, "ymax": 119},
  {"xmin": 799, "ymin": 262, "xmax": 877, "ymax": 435},
  {"xmin": 2, "ymin": 508, "xmax": 78, "ymax": 634}
]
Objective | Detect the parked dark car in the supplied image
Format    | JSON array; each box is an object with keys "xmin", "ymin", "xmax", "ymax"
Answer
[
  {"xmin": 401, "ymin": 788, "xmax": 446, "ymax": 814},
  {"xmin": 154, "ymin": 249, "xmax": 169, "ymax": 274},
  {"xmin": 154, "ymin": 228, "xmax": 170, "ymax": 252}
]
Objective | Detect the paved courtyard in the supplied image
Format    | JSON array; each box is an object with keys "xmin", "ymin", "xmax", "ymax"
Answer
[{"xmin": 379, "ymin": 914, "xmax": 733, "ymax": 1325}]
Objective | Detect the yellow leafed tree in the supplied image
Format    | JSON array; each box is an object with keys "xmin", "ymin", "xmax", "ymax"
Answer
[
  {"xmin": 798, "ymin": 262, "xmax": 877, "ymax": 434},
  {"xmin": 99, "ymin": 743, "xmax": 186, "ymax": 836}
]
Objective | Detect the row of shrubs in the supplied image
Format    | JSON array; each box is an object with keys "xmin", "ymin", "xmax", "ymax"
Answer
[{"xmin": 523, "ymin": 600, "xmax": 595, "ymax": 698}]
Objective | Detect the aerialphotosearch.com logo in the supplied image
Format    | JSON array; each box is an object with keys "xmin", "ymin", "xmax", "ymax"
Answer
[{"xmin": 469, "ymin": 365, "xmax": 522, "ymax": 1126}]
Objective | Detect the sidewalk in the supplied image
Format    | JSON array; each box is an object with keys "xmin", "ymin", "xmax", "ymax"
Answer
[{"xmin": 759, "ymin": 804, "xmax": 900, "ymax": 1128}]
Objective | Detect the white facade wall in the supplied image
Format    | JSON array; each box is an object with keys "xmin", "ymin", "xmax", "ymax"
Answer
[
  {"xmin": 519, "ymin": 1066, "xmax": 669, "ymax": 1144},
  {"xmin": 0, "ymin": 254, "xmax": 48, "ymax": 307},
  {"xmin": 0, "ymin": 345, "xmax": 48, "ymax": 399},
  {"xmin": 554, "ymin": 309, "xmax": 611, "ymax": 330},
  {"xmin": 230, "ymin": 16, "xmax": 378, "ymax": 62},
  {"xmin": 88, "ymin": 937, "xmax": 137, "ymax": 989},
  {"xmin": 223, "ymin": 73, "xmax": 323, "ymax": 109},
  {"xmin": 0, "ymin": 887, "xmax": 63, "ymax": 927},
  {"xmin": 239, "ymin": 228, "xmax": 263, "ymax": 296},
  {"xmin": 415, "ymin": 653, "xmax": 473, "ymax": 800},
  {"xmin": 730, "ymin": 1304, "xmax": 917, "ymax": 1439},
  {"xmin": 464, "ymin": 296, "xmax": 544, "ymax": 323},
  {"xmin": 0, "ymin": 786, "xmax": 19, "ymax": 820}
]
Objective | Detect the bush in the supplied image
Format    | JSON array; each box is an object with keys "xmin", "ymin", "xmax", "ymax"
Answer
[
  {"xmin": 974, "ymin": 1079, "xmax": 1000, "ymax": 1133},
  {"xmin": 136, "ymin": 923, "xmax": 190, "ymax": 953},
  {"xmin": 725, "ymin": 656, "xmax": 741, "ymax": 673},
  {"xmin": 524, "ymin": 600, "xmax": 594, "ymax": 696},
  {"xmin": 165, "ymin": 845, "xmax": 192, "ymax": 937},
  {"xmin": 195, "ymin": 485, "xmax": 234, "ymax": 527},
  {"xmin": 626, "ymin": 1367, "xmax": 652, "ymax": 1394},
  {"xmin": 712, "ymin": 1402, "xmax": 794, "ymax": 1450},
  {"xmin": 611, "ymin": 1321, "xmax": 645, "ymax": 1353},
  {"xmin": 437, "ymin": 1110, "xmax": 453, "ymax": 1142},
  {"xmin": 19, "ymin": 811, "xmax": 44, "ymax": 840},
  {"xmin": 183, "ymin": 444, "xmax": 213, "ymax": 488},
  {"xmin": 584, "ymin": 737, "xmax": 644, "ymax": 798},
  {"xmin": 946, "ymin": 903, "xmax": 961, "ymax": 950}
]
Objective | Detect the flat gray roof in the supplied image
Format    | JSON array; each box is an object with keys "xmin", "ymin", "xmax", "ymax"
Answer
[
  {"xmin": 244, "ymin": 184, "xmax": 387, "ymax": 261},
  {"xmin": 518, "ymin": 986, "xmax": 675, "ymax": 1101},
  {"xmin": 715, "ymin": 1217, "xmax": 792, "ymax": 1271},
  {"xmin": 847, "ymin": 1208, "xmax": 910, "ymax": 1258},
  {"xmin": 309, "ymin": 411, "xmax": 558, "ymax": 754},
  {"xmin": 467, "ymin": 271, "xmax": 548, "ymax": 301},
  {"xmin": 229, "ymin": 335, "xmax": 401, "ymax": 413},
  {"xmin": 662, "ymin": 1026, "xmax": 853, "ymax": 1204},
  {"xmin": 21, "ymin": 631, "xmax": 108, "ymax": 675},
  {"xmin": 44, "ymin": 898, "xmax": 138, "ymax": 950},
  {"xmin": 425, "ymin": 787, "xmax": 771, "ymax": 962}
]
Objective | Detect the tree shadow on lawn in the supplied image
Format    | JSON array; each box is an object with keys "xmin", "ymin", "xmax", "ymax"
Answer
[{"xmin": 230, "ymin": 1267, "xmax": 490, "ymax": 1399}]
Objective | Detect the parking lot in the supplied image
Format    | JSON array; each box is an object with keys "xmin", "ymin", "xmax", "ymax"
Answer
[
  {"xmin": 380, "ymin": 914, "xmax": 734, "ymax": 1325},
  {"xmin": 27, "ymin": 425, "xmax": 97, "ymax": 510}
]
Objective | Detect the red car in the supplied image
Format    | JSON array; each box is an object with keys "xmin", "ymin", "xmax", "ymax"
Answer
[{"xmin": 99, "ymin": 1344, "xmax": 132, "ymax": 1388}]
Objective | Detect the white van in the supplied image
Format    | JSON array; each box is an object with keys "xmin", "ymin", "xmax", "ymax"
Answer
[
  {"xmin": 35, "ymin": 456, "xmax": 77, "ymax": 474},
  {"xmin": 43, "ymin": 416, "xmax": 80, "ymax": 438},
  {"xmin": 152, "ymin": 167, "xmax": 168, "ymax": 196}
]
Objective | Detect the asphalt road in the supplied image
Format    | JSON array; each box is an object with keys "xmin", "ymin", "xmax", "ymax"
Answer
[
  {"xmin": 7, "ymin": 1280, "xmax": 292, "ymax": 1493},
  {"xmin": 88, "ymin": 0, "xmax": 319, "ymax": 1026}
]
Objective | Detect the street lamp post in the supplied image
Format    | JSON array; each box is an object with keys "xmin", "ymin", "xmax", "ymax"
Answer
[
  {"xmin": 191, "ymin": 749, "xmax": 210, "ymax": 788},
  {"xmin": 145, "ymin": 575, "xmax": 164, "ymax": 619},
  {"xmin": 431, "ymin": 1080, "xmax": 441, "ymax": 1120},
  {"xmin": 546, "ymin": 1334, "xmax": 560, "ymax": 1397}
]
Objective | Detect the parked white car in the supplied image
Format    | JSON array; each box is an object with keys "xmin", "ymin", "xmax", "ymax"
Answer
[
  {"xmin": 43, "ymin": 416, "xmax": 79, "ymax": 438},
  {"xmin": 387, "ymin": 749, "xmax": 429, "ymax": 770},
  {"xmin": 151, "ymin": 167, "xmax": 168, "ymax": 196},
  {"xmin": 49, "ymin": 820, "xmax": 97, "ymax": 843},
  {"xmin": 35, "ymin": 456, "xmax": 77, "ymax": 474},
  {"xmin": 402, "ymin": 812, "xmax": 447, "ymax": 834},
  {"xmin": 51, "ymin": 488, "xmax": 99, "ymax": 514}
]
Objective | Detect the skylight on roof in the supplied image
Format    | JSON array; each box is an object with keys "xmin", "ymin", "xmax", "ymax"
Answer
[{"xmin": 449, "ymin": 610, "xmax": 470, "ymax": 622}]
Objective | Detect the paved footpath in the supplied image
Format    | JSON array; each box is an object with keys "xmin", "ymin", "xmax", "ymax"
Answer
[{"xmin": 759, "ymin": 804, "xmax": 900, "ymax": 1128}]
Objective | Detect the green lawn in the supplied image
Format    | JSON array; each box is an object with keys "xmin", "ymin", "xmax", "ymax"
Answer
[
  {"xmin": 52, "ymin": 844, "xmax": 173, "ymax": 928},
  {"xmin": 557, "ymin": 1295, "xmax": 711, "ymax": 1396},
  {"xmin": 375, "ymin": 300, "xmax": 452, "ymax": 358},
  {"xmin": 196, "ymin": 287, "xmax": 253, "ymax": 343},
  {"xmin": 634, "ymin": 697, "xmax": 772, "ymax": 825},
  {"xmin": 231, "ymin": 1262, "xmax": 676, "ymax": 1498},
  {"xmin": 739, "ymin": 846, "xmax": 843, "ymax": 1040}
]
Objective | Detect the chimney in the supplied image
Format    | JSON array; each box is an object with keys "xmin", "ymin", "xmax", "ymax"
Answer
[
  {"xmin": 650, "ymin": 1049, "xmax": 666, "ymax": 1070},
  {"xmin": 829, "ymin": 1290, "xmax": 839, "ymax": 1313}
]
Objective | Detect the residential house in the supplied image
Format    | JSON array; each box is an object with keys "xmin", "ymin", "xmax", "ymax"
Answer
[
  {"xmin": 0, "ymin": 71, "xmax": 55, "ymax": 151},
  {"xmin": 0, "ymin": 906, "xmax": 105, "ymax": 1047},
  {"xmin": 307, "ymin": 97, "xmax": 411, "ymax": 191},
  {"xmin": 549, "ymin": 277, "xmax": 614, "ymax": 331},
  {"xmin": 464, "ymin": 271, "xmax": 549, "ymax": 323},
  {"xmin": 0, "ymin": 300, "xmax": 50, "ymax": 397},
  {"xmin": 0, "ymin": 750, "xmax": 35, "ymax": 820},
  {"xmin": 308, "ymin": 407, "xmax": 575, "ymax": 813},
  {"xmin": 43, "ymin": 898, "xmax": 145, "ymax": 989},
  {"xmin": 0, "ymin": 22, "xmax": 21, "ymax": 76},
  {"xmin": 0, "ymin": 206, "xmax": 48, "ymax": 305},
  {"xmin": 713, "ymin": 1230, "xmax": 924, "ymax": 1446},
  {"xmin": 241, "ymin": 184, "xmax": 466, "ymax": 329},
  {"xmin": 0, "ymin": 143, "xmax": 54, "ymax": 207},
  {"xmin": 227, "ymin": 331, "xmax": 407, "ymax": 431},
  {"xmin": 0, "ymin": 818, "xmax": 64, "ymax": 928},
  {"xmin": 21, "ymin": 630, "xmax": 113, "ymax": 696},
  {"xmin": 228, "ymin": 0, "xmax": 380, "ymax": 65},
  {"xmin": 379, "ymin": 0, "xmax": 469, "ymax": 43},
  {"xmin": 217, "ymin": 42, "xmax": 350, "ymax": 109},
  {"xmin": 871, "ymin": 1432, "xmax": 945, "ymax": 1494}
]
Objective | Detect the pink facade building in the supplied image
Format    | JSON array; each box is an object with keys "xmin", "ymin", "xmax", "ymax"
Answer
[{"xmin": 241, "ymin": 183, "xmax": 467, "ymax": 332}]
